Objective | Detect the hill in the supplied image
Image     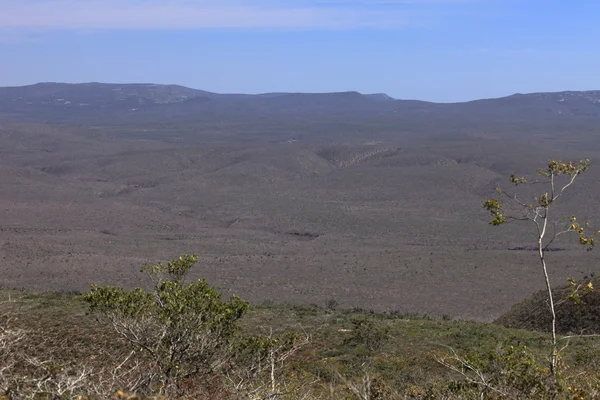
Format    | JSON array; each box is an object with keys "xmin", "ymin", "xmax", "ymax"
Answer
[
  {"xmin": 2, "ymin": 82, "xmax": 600, "ymax": 123},
  {"xmin": 2, "ymin": 83, "xmax": 600, "ymax": 118},
  {"xmin": 496, "ymin": 276, "xmax": 600, "ymax": 334},
  {"xmin": 3, "ymin": 83, "xmax": 600, "ymax": 153}
]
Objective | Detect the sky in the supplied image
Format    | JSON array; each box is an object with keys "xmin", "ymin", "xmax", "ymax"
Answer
[{"xmin": 1, "ymin": 0, "xmax": 599, "ymax": 102}]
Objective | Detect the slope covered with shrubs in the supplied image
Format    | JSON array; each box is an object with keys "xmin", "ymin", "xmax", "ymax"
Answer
[{"xmin": 496, "ymin": 276, "xmax": 600, "ymax": 335}]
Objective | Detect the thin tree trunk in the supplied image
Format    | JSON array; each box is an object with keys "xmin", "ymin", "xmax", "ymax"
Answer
[{"xmin": 538, "ymin": 213, "xmax": 557, "ymax": 374}]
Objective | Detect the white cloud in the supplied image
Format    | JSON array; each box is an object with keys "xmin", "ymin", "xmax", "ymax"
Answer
[{"xmin": 0, "ymin": 0, "xmax": 467, "ymax": 31}]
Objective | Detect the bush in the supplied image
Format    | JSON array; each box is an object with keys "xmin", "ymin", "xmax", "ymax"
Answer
[{"xmin": 84, "ymin": 255, "xmax": 252, "ymax": 397}]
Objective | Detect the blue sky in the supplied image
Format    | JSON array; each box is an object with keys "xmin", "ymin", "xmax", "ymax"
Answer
[{"xmin": 1, "ymin": 0, "xmax": 599, "ymax": 102}]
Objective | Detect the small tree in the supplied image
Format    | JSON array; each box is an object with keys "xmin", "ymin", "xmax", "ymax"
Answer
[
  {"xmin": 483, "ymin": 159, "xmax": 598, "ymax": 374},
  {"xmin": 83, "ymin": 254, "xmax": 249, "ymax": 396}
]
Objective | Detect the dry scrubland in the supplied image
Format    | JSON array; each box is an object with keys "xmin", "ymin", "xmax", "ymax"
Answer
[
  {"xmin": 2, "ymin": 84, "xmax": 600, "ymax": 321},
  {"xmin": 1, "ymin": 128, "xmax": 600, "ymax": 320}
]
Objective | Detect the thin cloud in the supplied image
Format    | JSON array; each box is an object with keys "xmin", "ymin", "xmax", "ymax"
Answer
[{"xmin": 0, "ymin": 0, "xmax": 462, "ymax": 31}]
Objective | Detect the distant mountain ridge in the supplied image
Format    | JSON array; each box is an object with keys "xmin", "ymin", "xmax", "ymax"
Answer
[
  {"xmin": 1, "ymin": 82, "xmax": 600, "ymax": 123},
  {"xmin": 3, "ymin": 81, "xmax": 600, "ymax": 104},
  {"xmin": 0, "ymin": 82, "xmax": 396, "ymax": 105}
]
